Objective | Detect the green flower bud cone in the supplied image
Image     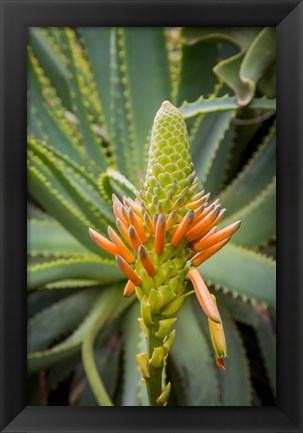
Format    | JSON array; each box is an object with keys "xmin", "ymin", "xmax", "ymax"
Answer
[{"xmin": 142, "ymin": 101, "xmax": 198, "ymax": 216}]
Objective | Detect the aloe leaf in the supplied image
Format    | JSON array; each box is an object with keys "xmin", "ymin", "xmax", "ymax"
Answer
[
  {"xmin": 214, "ymin": 28, "xmax": 275, "ymax": 105},
  {"xmin": 214, "ymin": 53, "xmax": 250, "ymax": 105},
  {"xmin": 179, "ymin": 96, "xmax": 276, "ymax": 119},
  {"xmin": 239, "ymin": 28, "xmax": 276, "ymax": 101},
  {"xmin": 190, "ymin": 110, "xmax": 236, "ymax": 187},
  {"xmin": 204, "ymin": 124, "xmax": 235, "ymax": 196},
  {"xmin": 122, "ymin": 28, "xmax": 172, "ymax": 177},
  {"xmin": 28, "ymin": 54, "xmax": 83, "ymax": 163},
  {"xmin": 176, "ymin": 34, "xmax": 219, "ymax": 105},
  {"xmin": 217, "ymin": 293, "xmax": 276, "ymax": 394},
  {"xmin": 170, "ymin": 301, "xmax": 220, "ymax": 405},
  {"xmin": 28, "ymin": 257, "xmax": 124, "ymax": 291},
  {"xmin": 98, "ymin": 169, "xmax": 138, "ymax": 204},
  {"xmin": 42, "ymin": 280, "xmax": 101, "ymax": 290},
  {"xmin": 28, "ymin": 204, "xmax": 49, "ymax": 221},
  {"xmin": 81, "ymin": 28, "xmax": 111, "ymax": 130},
  {"xmin": 192, "ymin": 298, "xmax": 252, "ymax": 405},
  {"xmin": 61, "ymin": 28, "xmax": 109, "ymax": 171},
  {"xmin": 29, "ymin": 28, "xmax": 72, "ymax": 110},
  {"xmin": 28, "ymin": 287, "xmax": 79, "ymax": 318},
  {"xmin": 220, "ymin": 124, "xmax": 276, "ymax": 213},
  {"xmin": 222, "ymin": 179, "xmax": 276, "ymax": 248},
  {"xmin": 28, "ymin": 286, "xmax": 132, "ymax": 374},
  {"xmin": 28, "ymin": 287, "xmax": 99, "ymax": 353},
  {"xmin": 28, "ymin": 219, "xmax": 92, "ymax": 258},
  {"xmin": 28, "ymin": 139, "xmax": 114, "ymax": 227},
  {"xmin": 199, "ymin": 243, "xmax": 276, "ymax": 307},
  {"xmin": 121, "ymin": 303, "xmax": 149, "ymax": 406},
  {"xmin": 27, "ymin": 289, "xmax": 108, "ymax": 374},
  {"xmin": 47, "ymin": 352, "xmax": 81, "ymax": 393},
  {"xmin": 28, "ymin": 157, "xmax": 107, "ymax": 255},
  {"xmin": 180, "ymin": 27, "xmax": 260, "ymax": 50}
]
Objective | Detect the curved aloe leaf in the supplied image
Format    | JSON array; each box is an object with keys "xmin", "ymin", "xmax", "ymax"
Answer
[
  {"xmin": 170, "ymin": 301, "xmax": 220, "ymax": 405},
  {"xmin": 192, "ymin": 298, "xmax": 252, "ymax": 405},
  {"xmin": 217, "ymin": 293, "xmax": 276, "ymax": 394},
  {"xmin": 179, "ymin": 96, "xmax": 276, "ymax": 119},
  {"xmin": 28, "ymin": 219, "xmax": 92, "ymax": 257},
  {"xmin": 220, "ymin": 124, "xmax": 276, "ymax": 213},
  {"xmin": 199, "ymin": 243, "xmax": 276, "ymax": 307},
  {"xmin": 29, "ymin": 28, "xmax": 72, "ymax": 110},
  {"xmin": 214, "ymin": 28, "xmax": 275, "ymax": 105},
  {"xmin": 223, "ymin": 179, "xmax": 276, "ymax": 248},
  {"xmin": 28, "ymin": 287, "xmax": 99, "ymax": 352},
  {"xmin": 176, "ymin": 33, "xmax": 219, "ymax": 104},
  {"xmin": 28, "ymin": 286, "xmax": 132, "ymax": 374},
  {"xmin": 98, "ymin": 169, "xmax": 138, "ymax": 204},
  {"xmin": 28, "ymin": 257, "xmax": 124, "ymax": 291},
  {"xmin": 190, "ymin": 110, "xmax": 236, "ymax": 186}
]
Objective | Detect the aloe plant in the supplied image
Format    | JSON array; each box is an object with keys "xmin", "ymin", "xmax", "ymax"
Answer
[{"xmin": 27, "ymin": 27, "xmax": 276, "ymax": 406}]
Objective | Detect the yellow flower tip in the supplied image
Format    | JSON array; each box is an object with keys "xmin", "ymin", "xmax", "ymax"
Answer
[
  {"xmin": 123, "ymin": 279, "xmax": 136, "ymax": 297},
  {"xmin": 138, "ymin": 245, "xmax": 156, "ymax": 277},
  {"xmin": 191, "ymin": 237, "xmax": 231, "ymax": 267},
  {"xmin": 128, "ymin": 225, "xmax": 142, "ymax": 252},
  {"xmin": 154, "ymin": 213, "xmax": 166, "ymax": 254},
  {"xmin": 215, "ymin": 356, "xmax": 226, "ymax": 370},
  {"xmin": 171, "ymin": 209, "xmax": 194, "ymax": 247},
  {"xmin": 188, "ymin": 269, "xmax": 221, "ymax": 323},
  {"xmin": 88, "ymin": 228, "xmax": 118, "ymax": 256},
  {"xmin": 115, "ymin": 255, "xmax": 142, "ymax": 286},
  {"xmin": 193, "ymin": 220, "xmax": 241, "ymax": 252}
]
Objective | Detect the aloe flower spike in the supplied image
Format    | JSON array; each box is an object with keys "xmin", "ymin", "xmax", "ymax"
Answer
[{"xmin": 89, "ymin": 100, "xmax": 240, "ymax": 404}]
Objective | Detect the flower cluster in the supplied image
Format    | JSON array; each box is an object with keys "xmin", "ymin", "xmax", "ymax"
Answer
[{"xmin": 89, "ymin": 101, "xmax": 240, "ymax": 405}]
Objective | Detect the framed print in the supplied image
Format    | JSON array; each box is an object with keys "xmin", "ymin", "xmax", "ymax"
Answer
[{"xmin": 0, "ymin": 0, "xmax": 302, "ymax": 432}]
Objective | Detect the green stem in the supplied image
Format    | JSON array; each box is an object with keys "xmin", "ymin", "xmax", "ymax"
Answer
[{"xmin": 146, "ymin": 319, "xmax": 163, "ymax": 406}]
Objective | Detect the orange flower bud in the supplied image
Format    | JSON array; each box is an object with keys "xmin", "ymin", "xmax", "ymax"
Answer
[
  {"xmin": 123, "ymin": 279, "xmax": 136, "ymax": 297},
  {"xmin": 188, "ymin": 269, "xmax": 221, "ymax": 323},
  {"xmin": 171, "ymin": 209, "xmax": 195, "ymax": 247},
  {"xmin": 194, "ymin": 220, "xmax": 241, "ymax": 252},
  {"xmin": 88, "ymin": 228, "xmax": 118, "ymax": 256},
  {"xmin": 108, "ymin": 227, "xmax": 135, "ymax": 263},
  {"xmin": 154, "ymin": 214, "xmax": 166, "ymax": 254},
  {"xmin": 191, "ymin": 237, "xmax": 231, "ymax": 267},
  {"xmin": 138, "ymin": 245, "xmax": 156, "ymax": 277},
  {"xmin": 186, "ymin": 206, "xmax": 220, "ymax": 242},
  {"xmin": 128, "ymin": 208, "xmax": 148, "ymax": 243},
  {"xmin": 115, "ymin": 255, "xmax": 142, "ymax": 286}
]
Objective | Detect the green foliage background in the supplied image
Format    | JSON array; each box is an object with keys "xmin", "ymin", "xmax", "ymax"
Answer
[{"xmin": 27, "ymin": 27, "xmax": 276, "ymax": 406}]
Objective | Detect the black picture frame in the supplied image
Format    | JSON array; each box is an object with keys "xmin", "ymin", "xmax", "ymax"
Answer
[{"xmin": 0, "ymin": 0, "xmax": 302, "ymax": 432}]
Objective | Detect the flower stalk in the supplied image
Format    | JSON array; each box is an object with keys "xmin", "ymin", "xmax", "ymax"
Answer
[{"xmin": 89, "ymin": 101, "xmax": 241, "ymax": 405}]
